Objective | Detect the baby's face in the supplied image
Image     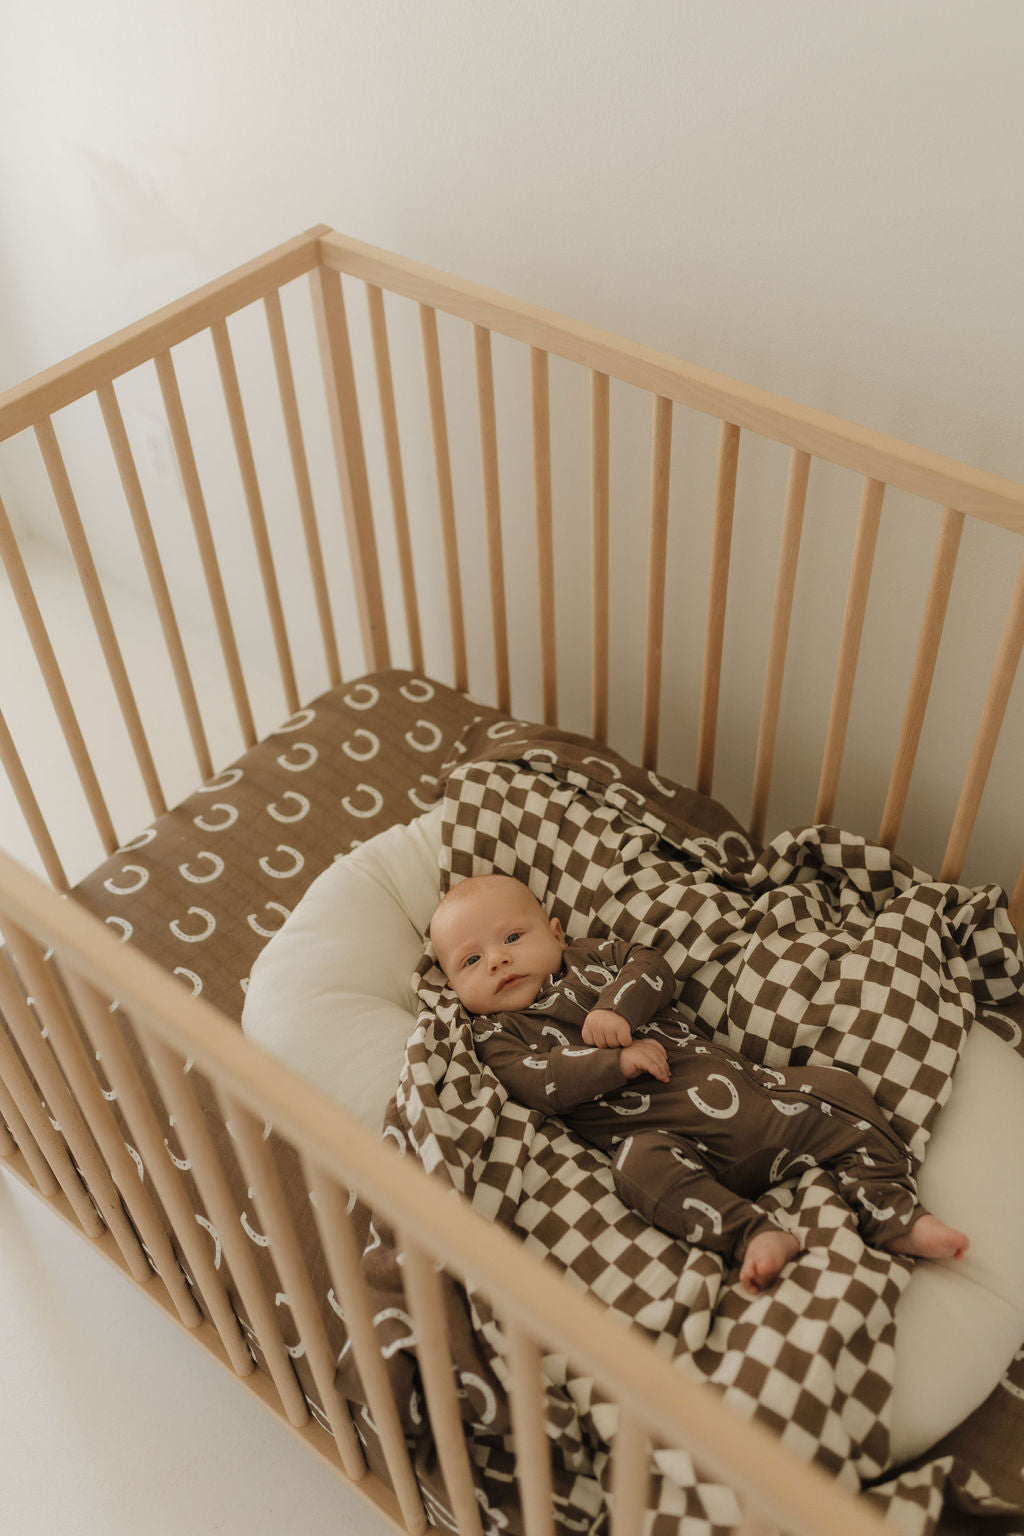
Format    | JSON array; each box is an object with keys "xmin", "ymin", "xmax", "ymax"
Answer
[{"xmin": 432, "ymin": 877, "xmax": 565, "ymax": 1016}]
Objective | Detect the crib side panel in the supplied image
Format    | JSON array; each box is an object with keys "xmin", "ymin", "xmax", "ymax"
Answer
[{"xmin": 0, "ymin": 852, "xmax": 893, "ymax": 1536}]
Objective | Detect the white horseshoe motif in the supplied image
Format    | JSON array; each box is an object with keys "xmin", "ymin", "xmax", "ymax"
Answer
[
  {"xmin": 583, "ymin": 756, "xmax": 621, "ymax": 779},
  {"xmin": 342, "ymin": 729, "xmax": 380, "ymax": 761},
  {"xmin": 382, "ymin": 1124, "xmax": 407, "ymax": 1156},
  {"xmin": 487, "ymin": 721, "xmax": 521, "ymax": 740},
  {"xmin": 197, "ymin": 767, "xmax": 243, "ymax": 792},
  {"xmin": 770, "ymin": 1150, "xmax": 816, "ymax": 1184},
  {"xmin": 541, "ymin": 1025, "xmax": 571, "ymax": 1047},
  {"xmin": 241, "ymin": 1210, "xmax": 270, "ymax": 1246},
  {"xmin": 687, "ymin": 1074, "xmax": 741, "ymax": 1119},
  {"xmin": 342, "ymin": 784, "xmax": 384, "ymax": 819},
  {"xmin": 522, "ymin": 747, "xmax": 558, "ymax": 768},
  {"xmin": 982, "ymin": 1008, "xmax": 1023, "ymax": 1050},
  {"xmin": 103, "ymin": 864, "xmax": 149, "ymax": 896},
  {"xmin": 327, "ymin": 1288, "xmax": 346, "ymax": 1320},
  {"xmin": 408, "ymin": 784, "xmax": 438, "ymax": 811},
  {"xmin": 770, "ymin": 1098, "xmax": 810, "ymax": 1116},
  {"xmin": 267, "ymin": 790, "xmax": 310, "ymax": 823},
  {"xmin": 119, "ymin": 827, "xmax": 157, "ymax": 851},
  {"xmin": 173, "ymin": 968, "xmax": 203, "ymax": 996},
  {"xmin": 561, "ymin": 1046, "xmax": 598, "ymax": 1057},
  {"xmin": 647, "ymin": 770, "xmax": 676, "ymax": 797},
  {"xmin": 400, "ymin": 678, "xmax": 435, "ymax": 702},
  {"xmin": 124, "ymin": 1145, "xmax": 145, "ymax": 1181},
  {"xmin": 855, "ymin": 1189, "xmax": 896, "ymax": 1222},
  {"xmin": 179, "ymin": 851, "xmax": 225, "ymax": 884},
  {"xmin": 247, "ymin": 902, "xmax": 291, "ymax": 938},
  {"xmin": 277, "ymin": 742, "xmax": 318, "ymax": 772},
  {"xmin": 682, "ymin": 1197, "xmax": 724, "ymax": 1234},
  {"xmin": 342, "ymin": 682, "xmax": 379, "ymax": 711},
  {"xmin": 193, "ymin": 802, "xmax": 238, "ymax": 832},
  {"xmin": 459, "ymin": 1372, "xmax": 498, "ymax": 1426},
  {"xmin": 105, "ymin": 916, "xmax": 134, "ymax": 942},
  {"xmin": 274, "ymin": 1294, "xmax": 305, "ymax": 1359},
  {"xmin": 521, "ymin": 1056, "xmax": 549, "ymax": 1070},
  {"xmin": 375, "ymin": 1307, "xmax": 417, "ymax": 1359},
  {"xmin": 605, "ymin": 1091, "xmax": 652, "ymax": 1116},
  {"xmin": 405, "ymin": 719, "xmax": 443, "ymax": 753},
  {"xmin": 277, "ymin": 708, "xmax": 315, "ymax": 733},
  {"xmin": 195, "ymin": 1214, "xmax": 222, "ymax": 1268},
  {"xmin": 164, "ymin": 1134, "xmax": 192, "ymax": 1171},
  {"xmin": 169, "ymin": 908, "xmax": 217, "ymax": 943},
  {"xmin": 259, "ymin": 845, "xmax": 305, "ymax": 879}
]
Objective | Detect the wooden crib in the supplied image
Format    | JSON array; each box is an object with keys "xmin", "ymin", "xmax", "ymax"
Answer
[{"xmin": 1, "ymin": 226, "xmax": 1022, "ymax": 1536}]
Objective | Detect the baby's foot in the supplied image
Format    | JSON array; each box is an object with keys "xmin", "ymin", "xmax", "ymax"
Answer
[
  {"xmin": 885, "ymin": 1213, "xmax": 969, "ymax": 1260},
  {"xmin": 739, "ymin": 1229, "xmax": 802, "ymax": 1294}
]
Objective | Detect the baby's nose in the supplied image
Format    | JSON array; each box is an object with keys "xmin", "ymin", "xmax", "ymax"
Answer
[{"xmin": 488, "ymin": 948, "xmax": 510, "ymax": 971}]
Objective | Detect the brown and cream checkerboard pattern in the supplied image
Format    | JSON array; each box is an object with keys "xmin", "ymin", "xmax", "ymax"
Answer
[{"xmin": 343, "ymin": 716, "xmax": 1024, "ymax": 1536}]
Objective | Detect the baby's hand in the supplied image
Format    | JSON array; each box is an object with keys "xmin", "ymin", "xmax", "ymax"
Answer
[
  {"xmin": 619, "ymin": 1040, "xmax": 670, "ymax": 1082},
  {"xmin": 582, "ymin": 1009, "xmax": 633, "ymax": 1049}
]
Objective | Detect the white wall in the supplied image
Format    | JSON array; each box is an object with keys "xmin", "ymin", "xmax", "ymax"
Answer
[{"xmin": 1, "ymin": 0, "xmax": 1023, "ymax": 885}]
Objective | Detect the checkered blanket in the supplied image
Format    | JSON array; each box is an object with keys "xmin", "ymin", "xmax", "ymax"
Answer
[{"xmin": 340, "ymin": 718, "xmax": 1024, "ymax": 1536}]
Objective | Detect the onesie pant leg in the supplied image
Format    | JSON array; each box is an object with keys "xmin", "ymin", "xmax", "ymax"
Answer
[{"xmin": 610, "ymin": 1128, "xmax": 778, "ymax": 1261}]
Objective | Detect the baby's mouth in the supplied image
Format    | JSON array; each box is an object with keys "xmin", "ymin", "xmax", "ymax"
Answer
[{"xmin": 498, "ymin": 974, "xmax": 523, "ymax": 992}]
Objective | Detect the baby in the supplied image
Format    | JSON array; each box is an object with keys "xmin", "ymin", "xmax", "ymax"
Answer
[{"xmin": 430, "ymin": 873, "xmax": 968, "ymax": 1295}]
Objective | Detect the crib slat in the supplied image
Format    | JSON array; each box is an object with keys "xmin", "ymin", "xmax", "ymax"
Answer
[
  {"xmin": 219, "ymin": 1092, "xmax": 367, "ymax": 1480},
  {"xmin": 877, "ymin": 508, "xmax": 965, "ymax": 849},
  {"xmin": 0, "ymin": 1099, "xmax": 18, "ymax": 1160},
  {"xmin": 303, "ymin": 1158, "xmax": 427, "ymax": 1535},
  {"xmin": 34, "ymin": 416, "xmax": 167, "ymax": 819},
  {"xmin": 0, "ymin": 1022, "xmax": 67, "ymax": 1196},
  {"xmin": 398, "ymin": 1236, "xmax": 484, "ymax": 1536},
  {"xmin": 642, "ymin": 397, "xmax": 673, "ymax": 768},
  {"xmin": 0, "ymin": 933, "xmax": 116, "ymax": 1240},
  {"xmin": 696, "ymin": 421, "xmax": 741, "ymax": 796},
  {"xmin": 0, "ymin": 490, "xmax": 117, "ymax": 856},
  {"xmin": 0, "ymin": 704, "xmax": 67, "ymax": 891},
  {"xmin": 748, "ymin": 449, "xmax": 811, "ymax": 845},
  {"xmin": 154, "ymin": 349, "xmax": 257, "ymax": 748},
  {"xmin": 311, "ymin": 265, "xmax": 391, "ymax": 673},
  {"xmin": 210, "ymin": 319, "xmax": 300, "ymax": 715},
  {"xmin": 610, "ymin": 1410, "xmax": 651, "ymax": 1536},
  {"xmin": 142, "ymin": 1032, "xmax": 311, "ymax": 1404},
  {"xmin": 419, "ymin": 303, "xmax": 468, "ymax": 691},
  {"xmin": 815, "ymin": 477, "xmax": 886, "ymax": 823},
  {"xmin": 1010, "ymin": 860, "xmax": 1024, "ymax": 935},
  {"xmin": 504, "ymin": 1323, "xmax": 555, "ymax": 1536},
  {"xmin": 367, "ymin": 284, "xmax": 425, "ymax": 675},
  {"xmin": 532, "ymin": 348, "xmax": 558, "ymax": 725},
  {"xmin": 96, "ymin": 382, "xmax": 214, "ymax": 783},
  {"xmin": 591, "ymin": 371, "xmax": 611, "ymax": 742},
  {"xmin": 474, "ymin": 326, "xmax": 511, "ymax": 712},
  {"xmin": 941, "ymin": 550, "xmax": 1024, "ymax": 881},
  {"xmin": 263, "ymin": 291, "xmax": 341, "ymax": 688}
]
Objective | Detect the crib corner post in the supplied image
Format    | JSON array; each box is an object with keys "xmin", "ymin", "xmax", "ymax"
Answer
[{"xmin": 310, "ymin": 261, "xmax": 391, "ymax": 673}]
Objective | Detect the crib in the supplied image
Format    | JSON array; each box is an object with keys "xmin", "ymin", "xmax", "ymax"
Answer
[{"xmin": 1, "ymin": 224, "xmax": 1023, "ymax": 1536}]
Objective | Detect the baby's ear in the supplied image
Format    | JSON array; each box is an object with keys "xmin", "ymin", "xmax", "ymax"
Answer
[{"xmin": 549, "ymin": 917, "xmax": 565, "ymax": 944}]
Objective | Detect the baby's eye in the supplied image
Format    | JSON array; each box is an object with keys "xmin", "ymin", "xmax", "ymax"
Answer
[
  {"xmin": 463, "ymin": 953, "xmax": 481, "ymax": 968},
  {"xmin": 505, "ymin": 931, "xmax": 522, "ymax": 945}
]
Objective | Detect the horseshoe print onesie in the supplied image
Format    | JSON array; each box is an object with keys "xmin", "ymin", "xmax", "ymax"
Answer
[{"xmin": 469, "ymin": 937, "xmax": 925, "ymax": 1261}]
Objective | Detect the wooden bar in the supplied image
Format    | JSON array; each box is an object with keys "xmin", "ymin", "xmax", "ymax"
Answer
[
  {"xmin": 610, "ymin": 1410, "xmax": 651, "ymax": 1536},
  {"xmin": 941, "ymin": 551, "xmax": 1024, "ymax": 880},
  {"xmin": 311, "ymin": 265, "xmax": 391, "ymax": 673},
  {"xmin": 263, "ymin": 290, "xmax": 341, "ymax": 688},
  {"xmin": 397, "ymin": 1236, "xmax": 484, "ymax": 1536},
  {"xmin": 155, "ymin": 349, "xmax": 257, "ymax": 748},
  {"xmin": 696, "ymin": 421, "xmax": 741, "ymax": 796},
  {"xmin": 0, "ymin": 1100, "xmax": 18, "ymax": 1160},
  {"xmin": 591, "ymin": 371, "xmax": 611, "ymax": 742},
  {"xmin": 218, "ymin": 1092, "xmax": 367, "ymax": 1480},
  {"xmin": 367, "ymin": 284, "xmax": 424, "ymax": 673},
  {"xmin": 504, "ymin": 1323, "xmax": 555, "ymax": 1536},
  {"xmin": 0, "ymin": 1026, "xmax": 64, "ymax": 1195},
  {"xmin": 531, "ymin": 347, "xmax": 557, "ymax": 725},
  {"xmin": 0, "ymin": 489, "xmax": 117, "ymax": 855},
  {"xmin": 815, "ymin": 478, "xmax": 886, "ymax": 823},
  {"xmin": 34, "ymin": 416, "xmax": 166, "ymax": 817},
  {"xmin": 748, "ymin": 449, "xmax": 811, "ymax": 845},
  {"xmin": 303, "ymin": 1158, "xmax": 427, "ymax": 1535},
  {"xmin": 1010, "ymin": 860, "xmax": 1024, "ymax": 935},
  {"xmin": 143, "ymin": 1032, "xmax": 308, "ymax": 1413},
  {"xmin": 419, "ymin": 302, "xmax": 467, "ymax": 690},
  {"xmin": 0, "ymin": 703, "xmax": 67, "ymax": 891},
  {"xmin": 877, "ymin": 508, "xmax": 965, "ymax": 848},
  {"xmin": 320, "ymin": 231, "xmax": 1024, "ymax": 535},
  {"xmin": 97, "ymin": 382, "xmax": 214, "ymax": 782},
  {"xmin": 210, "ymin": 318, "xmax": 299, "ymax": 714},
  {"xmin": 641, "ymin": 397, "xmax": 673, "ymax": 768},
  {"xmin": 0, "ymin": 932, "xmax": 115, "ymax": 1239},
  {"xmin": 474, "ymin": 325, "xmax": 510, "ymax": 712}
]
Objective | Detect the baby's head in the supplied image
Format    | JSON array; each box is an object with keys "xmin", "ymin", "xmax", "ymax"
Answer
[{"xmin": 430, "ymin": 874, "xmax": 565, "ymax": 1015}]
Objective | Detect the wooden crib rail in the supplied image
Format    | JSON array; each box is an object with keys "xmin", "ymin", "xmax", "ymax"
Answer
[{"xmin": 0, "ymin": 847, "xmax": 892, "ymax": 1536}]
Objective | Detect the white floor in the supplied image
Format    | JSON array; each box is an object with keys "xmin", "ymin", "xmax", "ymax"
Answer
[{"xmin": 0, "ymin": 541, "xmax": 393, "ymax": 1535}]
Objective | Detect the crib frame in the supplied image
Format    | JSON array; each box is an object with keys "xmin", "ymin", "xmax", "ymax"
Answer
[{"xmin": 1, "ymin": 225, "xmax": 1023, "ymax": 1536}]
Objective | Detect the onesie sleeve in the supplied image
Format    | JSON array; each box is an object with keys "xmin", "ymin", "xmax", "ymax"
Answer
[
  {"xmin": 591, "ymin": 942, "xmax": 675, "ymax": 1031},
  {"xmin": 472, "ymin": 1020, "xmax": 627, "ymax": 1115}
]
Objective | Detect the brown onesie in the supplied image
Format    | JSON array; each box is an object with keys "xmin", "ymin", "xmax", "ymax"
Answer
[{"xmin": 469, "ymin": 936, "xmax": 925, "ymax": 1261}]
